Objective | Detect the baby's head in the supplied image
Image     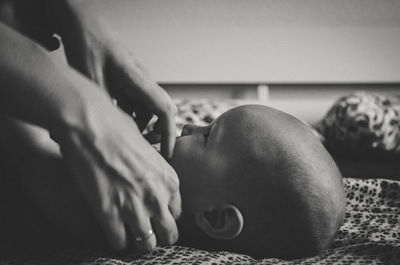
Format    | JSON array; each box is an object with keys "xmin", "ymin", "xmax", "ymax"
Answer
[{"xmin": 171, "ymin": 105, "xmax": 345, "ymax": 259}]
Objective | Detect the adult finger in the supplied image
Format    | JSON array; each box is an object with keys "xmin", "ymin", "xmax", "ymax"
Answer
[
  {"xmin": 156, "ymin": 111, "xmax": 177, "ymax": 159},
  {"xmin": 62, "ymin": 140, "xmax": 127, "ymax": 251},
  {"xmin": 125, "ymin": 206, "xmax": 157, "ymax": 253},
  {"xmin": 168, "ymin": 191, "xmax": 182, "ymax": 220},
  {"xmin": 96, "ymin": 209, "xmax": 127, "ymax": 251},
  {"xmin": 151, "ymin": 206, "xmax": 179, "ymax": 246}
]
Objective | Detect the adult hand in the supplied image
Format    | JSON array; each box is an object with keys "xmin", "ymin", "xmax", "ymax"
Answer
[
  {"xmin": 0, "ymin": 18, "xmax": 181, "ymax": 253},
  {"xmin": 54, "ymin": 88, "xmax": 182, "ymax": 252},
  {"xmin": 47, "ymin": 0, "xmax": 177, "ymax": 159}
]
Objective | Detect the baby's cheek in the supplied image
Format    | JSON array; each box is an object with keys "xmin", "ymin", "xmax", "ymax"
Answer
[
  {"xmin": 171, "ymin": 138, "xmax": 196, "ymax": 177},
  {"xmin": 171, "ymin": 138, "xmax": 207, "ymax": 185}
]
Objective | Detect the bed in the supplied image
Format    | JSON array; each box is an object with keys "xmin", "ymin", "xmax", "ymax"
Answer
[{"xmin": 1, "ymin": 94, "xmax": 399, "ymax": 265}]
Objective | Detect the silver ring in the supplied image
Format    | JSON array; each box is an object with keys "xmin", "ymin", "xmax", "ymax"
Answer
[{"xmin": 135, "ymin": 229, "xmax": 154, "ymax": 242}]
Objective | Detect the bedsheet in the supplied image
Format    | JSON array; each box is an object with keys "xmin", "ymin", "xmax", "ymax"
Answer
[
  {"xmin": 0, "ymin": 178, "xmax": 399, "ymax": 264},
  {"xmin": 1, "ymin": 99, "xmax": 399, "ymax": 264}
]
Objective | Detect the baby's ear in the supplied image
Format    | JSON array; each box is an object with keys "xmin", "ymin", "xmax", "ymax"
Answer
[{"xmin": 194, "ymin": 204, "xmax": 243, "ymax": 240}]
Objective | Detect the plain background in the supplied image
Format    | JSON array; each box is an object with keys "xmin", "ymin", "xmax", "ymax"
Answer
[
  {"xmin": 84, "ymin": 0, "xmax": 400, "ymax": 123},
  {"xmin": 99, "ymin": 0, "xmax": 400, "ymax": 84}
]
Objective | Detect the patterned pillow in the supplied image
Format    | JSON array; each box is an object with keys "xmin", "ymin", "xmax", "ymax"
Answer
[
  {"xmin": 316, "ymin": 92, "xmax": 400, "ymax": 157},
  {"xmin": 174, "ymin": 99, "xmax": 240, "ymax": 133},
  {"xmin": 174, "ymin": 99, "xmax": 323, "ymax": 138}
]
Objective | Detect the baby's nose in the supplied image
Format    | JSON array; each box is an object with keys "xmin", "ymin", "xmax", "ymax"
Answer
[
  {"xmin": 182, "ymin": 124, "xmax": 195, "ymax": 136},
  {"xmin": 181, "ymin": 124, "xmax": 203, "ymax": 136}
]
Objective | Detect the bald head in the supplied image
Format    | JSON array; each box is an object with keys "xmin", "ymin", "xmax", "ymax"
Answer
[
  {"xmin": 174, "ymin": 105, "xmax": 345, "ymax": 259},
  {"xmin": 213, "ymin": 105, "xmax": 345, "ymax": 258}
]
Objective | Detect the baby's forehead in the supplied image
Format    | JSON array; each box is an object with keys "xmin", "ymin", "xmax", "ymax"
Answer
[
  {"xmin": 217, "ymin": 105, "xmax": 311, "ymax": 146},
  {"xmin": 217, "ymin": 106, "xmax": 261, "ymax": 131},
  {"xmin": 215, "ymin": 106, "xmax": 309, "ymax": 170},
  {"xmin": 215, "ymin": 110, "xmax": 274, "ymax": 161},
  {"xmin": 216, "ymin": 106, "xmax": 277, "ymax": 145}
]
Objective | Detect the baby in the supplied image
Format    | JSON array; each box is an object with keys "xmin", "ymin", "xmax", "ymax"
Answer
[
  {"xmin": 0, "ymin": 105, "xmax": 345, "ymax": 259},
  {"xmin": 171, "ymin": 105, "xmax": 345, "ymax": 258}
]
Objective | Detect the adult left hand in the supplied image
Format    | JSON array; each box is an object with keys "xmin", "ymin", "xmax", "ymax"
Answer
[{"xmin": 47, "ymin": 0, "xmax": 177, "ymax": 159}]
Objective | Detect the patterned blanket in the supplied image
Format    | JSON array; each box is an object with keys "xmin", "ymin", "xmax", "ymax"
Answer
[
  {"xmin": 1, "ymin": 98, "xmax": 399, "ymax": 264},
  {"xmin": 1, "ymin": 178, "xmax": 399, "ymax": 265}
]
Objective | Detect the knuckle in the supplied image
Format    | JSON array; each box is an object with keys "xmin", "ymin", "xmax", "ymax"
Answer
[
  {"xmin": 170, "ymin": 103, "xmax": 178, "ymax": 115},
  {"xmin": 173, "ymin": 208, "xmax": 182, "ymax": 220},
  {"xmin": 153, "ymin": 165, "xmax": 179, "ymax": 193},
  {"xmin": 144, "ymin": 192, "xmax": 163, "ymax": 214},
  {"xmin": 168, "ymin": 175, "xmax": 180, "ymax": 193}
]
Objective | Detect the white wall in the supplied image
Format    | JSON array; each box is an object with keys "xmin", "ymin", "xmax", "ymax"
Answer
[{"xmin": 98, "ymin": 0, "xmax": 400, "ymax": 84}]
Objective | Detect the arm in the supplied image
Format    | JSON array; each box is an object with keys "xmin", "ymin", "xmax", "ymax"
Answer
[
  {"xmin": 0, "ymin": 21, "xmax": 86, "ymax": 133},
  {"xmin": 0, "ymin": 22, "xmax": 181, "ymax": 252},
  {"xmin": 44, "ymin": 0, "xmax": 177, "ymax": 158},
  {"xmin": 0, "ymin": 116, "xmax": 106, "ymax": 250}
]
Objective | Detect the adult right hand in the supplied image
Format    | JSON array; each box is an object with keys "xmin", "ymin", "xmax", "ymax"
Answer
[{"xmin": 52, "ymin": 79, "xmax": 182, "ymax": 252}]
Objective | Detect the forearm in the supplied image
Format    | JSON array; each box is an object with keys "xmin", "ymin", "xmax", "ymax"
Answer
[
  {"xmin": 0, "ymin": 22, "xmax": 108, "ymax": 136},
  {"xmin": 44, "ymin": 0, "xmax": 105, "ymax": 37},
  {"xmin": 0, "ymin": 116, "xmax": 105, "ymax": 249}
]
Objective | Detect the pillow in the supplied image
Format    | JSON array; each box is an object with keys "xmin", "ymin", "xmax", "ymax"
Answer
[{"xmin": 315, "ymin": 92, "xmax": 400, "ymax": 157}]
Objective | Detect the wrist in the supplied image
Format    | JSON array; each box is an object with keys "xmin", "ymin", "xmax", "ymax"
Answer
[{"xmin": 48, "ymin": 67, "xmax": 110, "ymax": 144}]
